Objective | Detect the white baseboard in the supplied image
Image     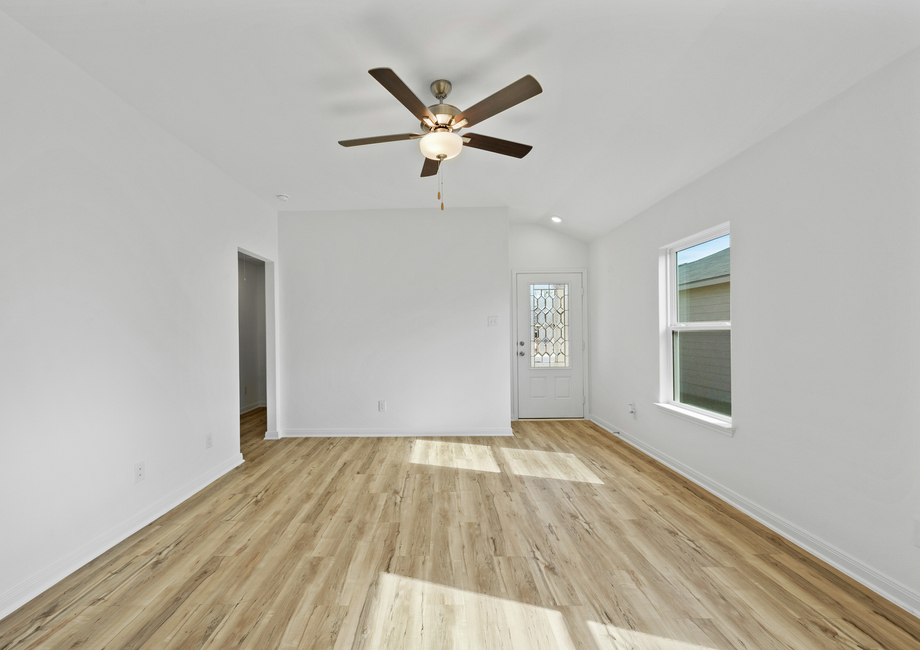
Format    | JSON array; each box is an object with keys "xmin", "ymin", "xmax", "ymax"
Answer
[
  {"xmin": 239, "ymin": 401, "xmax": 266, "ymax": 415},
  {"xmin": 0, "ymin": 453, "xmax": 245, "ymax": 621},
  {"xmin": 264, "ymin": 430, "xmax": 280, "ymax": 440},
  {"xmin": 280, "ymin": 427, "xmax": 514, "ymax": 438},
  {"xmin": 587, "ymin": 414, "xmax": 920, "ymax": 618}
]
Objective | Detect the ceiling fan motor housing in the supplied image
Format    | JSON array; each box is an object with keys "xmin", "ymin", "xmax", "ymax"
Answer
[{"xmin": 423, "ymin": 102, "xmax": 461, "ymax": 131}]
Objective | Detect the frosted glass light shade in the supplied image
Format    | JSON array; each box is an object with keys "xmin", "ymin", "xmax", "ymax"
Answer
[{"xmin": 419, "ymin": 131, "xmax": 463, "ymax": 161}]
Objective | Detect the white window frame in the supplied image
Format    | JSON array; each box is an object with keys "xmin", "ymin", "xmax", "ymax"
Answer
[{"xmin": 656, "ymin": 223, "xmax": 733, "ymax": 434}]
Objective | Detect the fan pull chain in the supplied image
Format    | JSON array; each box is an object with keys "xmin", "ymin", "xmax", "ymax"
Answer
[{"xmin": 438, "ymin": 162, "xmax": 444, "ymax": 211}]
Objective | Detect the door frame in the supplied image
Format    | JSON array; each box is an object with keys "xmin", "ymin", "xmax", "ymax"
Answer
[
  {"xmin": 511, "ymin": 268, "xmax": 589, "ymax": 420},
  {"xmin": 238, "ymin": 247, "xmax": 280, "ymax": 440}
]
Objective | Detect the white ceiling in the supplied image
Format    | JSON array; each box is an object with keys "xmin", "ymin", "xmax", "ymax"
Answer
[{"xmin": 3, "ymin": 0, "xmax": 919, "ymax": 241}]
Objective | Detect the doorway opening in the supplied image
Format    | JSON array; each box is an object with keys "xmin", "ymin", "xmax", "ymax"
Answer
[
  {"xmin": 237, "ymin": 248, "xmax": 278, "ymax": 442},
  {"xmin": 238, "ymin": 252, "xmax": 266, "ymax": 416}
]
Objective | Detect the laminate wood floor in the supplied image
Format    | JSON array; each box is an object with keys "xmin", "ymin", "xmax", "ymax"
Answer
[{"xmin": 2, "ymin": 410, "xmax": 919, "ymax": 649}]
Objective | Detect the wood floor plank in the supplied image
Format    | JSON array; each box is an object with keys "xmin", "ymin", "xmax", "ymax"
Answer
[{"xmin": 2, "ymin": 410, "xmax": 919, "ymax": 649}]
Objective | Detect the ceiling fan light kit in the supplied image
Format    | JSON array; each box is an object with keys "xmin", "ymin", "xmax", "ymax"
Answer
[
  {"xmin": 419, "ymin": 130, "xmax": 463, "ymax": 161},
  {"xmin": 338, "ymin": 68, "xmax": 542, "ymax": 179}
]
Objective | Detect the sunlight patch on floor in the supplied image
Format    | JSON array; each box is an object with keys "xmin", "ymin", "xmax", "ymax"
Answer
[
  {"xmin": 361, "ymin": 573, "xmax": 577, "ymax": 649},
  {"xmin": 501, "ymin": 448, "xmax": 603, "ymax": 484},
  {"xmin": 588, "ymin": 621, "xmax": 717, "ymax": 650},
  {"xmin": 409, "ymin": 440, "xmax": 501, "ymax": 473}
]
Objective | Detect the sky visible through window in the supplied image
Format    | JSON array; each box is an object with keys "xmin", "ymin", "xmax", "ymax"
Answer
[{"xmin": 677, "ymin": 233, "xmax": 730, "ymax": 264}]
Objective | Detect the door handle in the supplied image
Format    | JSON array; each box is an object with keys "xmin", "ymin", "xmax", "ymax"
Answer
[
  {"xmin": 519, "ymin": 341, "xmax": 526, "ymax": 346},
  {"xmin": 518, "ymin": 351, "xmax": 525, "ymax": 356}
]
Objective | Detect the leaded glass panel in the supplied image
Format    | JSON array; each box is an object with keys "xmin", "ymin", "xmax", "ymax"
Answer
[{"xmin": 531, "ymin": 284, "xmax": 569, "ymax": 368}]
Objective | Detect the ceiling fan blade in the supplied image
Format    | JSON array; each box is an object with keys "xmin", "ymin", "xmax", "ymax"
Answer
[
  {"xmin": 369, "ymin": 68, "xmax": 437, "ymax": 123},
  {"xmin": 421, "ymin": 157, "xmax": 440, "ymax": 177},
  {"xmin": 338, "ymin": 133, "xmax": 421, "ymax": 147},
  {"xmin": 463, "ymin": 133, "xmax": 533, "ymax": 158},
  {"xmin": 452, "ymin": 75, "xmax": 542, "ymax": 128}
]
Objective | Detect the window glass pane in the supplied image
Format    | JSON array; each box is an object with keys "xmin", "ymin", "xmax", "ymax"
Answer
[
  {"xmin": 676, "ymin": 234, "xmax": 730, "ymax": 323},
  {"xmin": 531, "ymin": 284, "xmax": 569, "ymax": 368},
  {"xmin": 673, "ymin": 330, "xmax": 731, "ymax": 416}
]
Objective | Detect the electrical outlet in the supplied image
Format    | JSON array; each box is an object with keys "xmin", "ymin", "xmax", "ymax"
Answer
[
  {"xmin": 206, "ymin": 433, "xmax": 213, "ymax": 449},
  {"xmin": 134, "ymin": 462, "xmax": 145, "ymax": 483},
  {"xmin": 487, "ymin": 316, "xmax": 498, "ymax": 327},
  {"xmin": 378, "ymin": 400, "xmax": 386, "ymax": 412},
  {"xmin": 628, "ymin": 402, "xmax": 637, "ymax": 418}
]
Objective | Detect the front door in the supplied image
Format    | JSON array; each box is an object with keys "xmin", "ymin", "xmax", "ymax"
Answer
[{"xmin": 516, "ymin": 273, "xmax": 584, "ymax": 418}]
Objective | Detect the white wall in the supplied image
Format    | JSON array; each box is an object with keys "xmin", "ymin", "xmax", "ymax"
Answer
[
  {"xmin": 0, "ymin": 12, "xmax": 278, "ymax": 618},
  {"xmin": 278, "ymin": 208, "xmax": 511, "ymax": 436},
  {"xmin": 509, "ymin": 223, "xmax": 589, "ymax": 270},
  {"xmin": 238, "ymin": 256, "xmax": 266, "ymax": 413},
  {"xmin": 588, "ymin": 48, "xmax": 920, "ymax": 612}
]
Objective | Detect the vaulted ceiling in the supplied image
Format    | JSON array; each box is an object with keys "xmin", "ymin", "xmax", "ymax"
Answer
[{"xmin": 3, "ymin": 0, "xmax": 919, "ymax": 240}]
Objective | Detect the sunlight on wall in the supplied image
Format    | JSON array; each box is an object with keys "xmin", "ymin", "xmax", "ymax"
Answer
[
  {"xmin": 501, "ymin": 448, "xmax": 603, "ymax": 484},
  {"xmin": 409, "ymin": 440, "xmax": 501, "ymax": 473},
  {"xmin": 588, "ymin": 621, "xmax": 717, "ymax": 650},
  {"xmin": 362, "ymin": 573, "xmax": 577, "ymax": 649}
]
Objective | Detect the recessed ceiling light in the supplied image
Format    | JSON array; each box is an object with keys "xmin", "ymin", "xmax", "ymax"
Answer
[
  {"xmin": 276, "ymin": 194, "xmax": 290, "ymax": 202},
  {"xmin": 550, "ymin": 215, "xmax": 563, "ymax": 223}
]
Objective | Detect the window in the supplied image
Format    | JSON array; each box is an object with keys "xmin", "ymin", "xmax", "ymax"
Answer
[{"xmin": 659, "ymin": 224, "xmax": 731, "ymax": 430}]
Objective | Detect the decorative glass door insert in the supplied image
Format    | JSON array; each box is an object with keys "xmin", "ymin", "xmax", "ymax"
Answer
[{"xmin": 530, "ymin": 283, "xmax": 569, "ymax": 368}]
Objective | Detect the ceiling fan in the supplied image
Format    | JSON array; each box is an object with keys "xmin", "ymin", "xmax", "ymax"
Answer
[{"xmin": 338, "ymin": 68, "xmax": 542, "ymax": 177}]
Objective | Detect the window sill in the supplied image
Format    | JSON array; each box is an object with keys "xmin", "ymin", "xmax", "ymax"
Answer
[{"xmin": 654, "ymin": 402, "xmax": 734, "ymax": 436}]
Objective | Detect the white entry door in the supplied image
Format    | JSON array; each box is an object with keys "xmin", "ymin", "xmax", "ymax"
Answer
[{"xmin": 516, "ymin": 273, "xmax": 584, "ymax": 418}]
